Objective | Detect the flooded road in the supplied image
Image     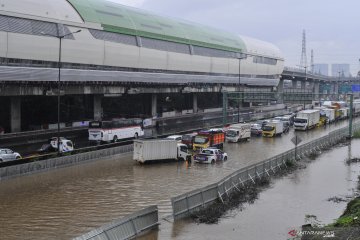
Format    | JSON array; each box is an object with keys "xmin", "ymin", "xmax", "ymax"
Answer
[
  {"xmin": 0, "ymin": 120, "xmax": 355, "ymax": 240},
  {"xmin": 157, "ymin": 139, "xmax": 360, "ymax": 240}
]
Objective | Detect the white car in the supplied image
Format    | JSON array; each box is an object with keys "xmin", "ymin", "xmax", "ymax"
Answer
[
  {"xmin": 0, "ymin": 148, "xmax": 21, "ymax": 162},
  {"xmin": 194, "ymin": 148, "xmax": 228, "ymax": 164},
  {"xmin": 166, "ymin": 135, "xmax": 183, "ymax": 142}
]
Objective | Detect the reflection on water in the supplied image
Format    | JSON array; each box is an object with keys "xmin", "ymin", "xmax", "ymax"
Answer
[
  {"xmin": 159, "ymin": 140, "xmax": 360, "ymax": 240},
  {"xmin": 0, "ymin": 121, "xmax": 354, "ymax": 240}
]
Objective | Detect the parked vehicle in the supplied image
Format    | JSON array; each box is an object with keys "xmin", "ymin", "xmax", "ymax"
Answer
[
  {"xmin": 225, "ymin": 123, "xmax": 251, "ymax": 142},
  {"xmin": 282, "ymin": 121, "xmax": 290, "ymax": 133},
  {"xmin": 0, "ymin": 148, "xmax": 21, "ymax": 162},
  {"xmin": 262, "ymin": 120, "xmax": 283, "ymax": 137},
  {"xmin": 294, "ymin": 110, "xmax": 320, "ymax": 131},
  {"xmin": 88, "ymin": 118, "xmax": 144, "ymax": 143},
  {"xmin": 274, "ymin": 115, "xmax": 292, "ymax": 127},
  {"xmin": 250, "ymin": 124, "xmax": 262, "ymax": 136},
  {"xmin": 257, "ymin": 119, "xmax": 271, "ymax": 128},
  {"xmin": 166, "ymin": 135, "xmax": 183, "ymax": 142},
  {"xmin": 181, "ymin": 133, "xmax": 197, "ymax": 148},
  {"xmin": 49, "ymin": 137, "xmax": 74, "ymax": 153},
  {"xmin": 133, "ymin": 139, "xmax": 191, "ymax": 163},
  {"xmin": 339, "ymin": 108, "xmax": 349, "ymax": 120},
  {"xmin": 320, "ymin": 108, "xmax": 335, "ymax": 123},
  {"xmin": 194, "ymin": 148, "xmax": 228, "ymax": 164},
  {"xmin": 193, "ymin": 129, "xmax": 225, "ymax": 151}
]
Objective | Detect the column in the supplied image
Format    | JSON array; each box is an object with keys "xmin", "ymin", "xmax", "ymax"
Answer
[
  {"xmin": 314, "ymin": 81, "xmax": 320, "ymax": 100},
  {"xmin": 277, "ymin": 79, "xmax": 284, "ymax": 103},
  {"xmin": 301, "ymin": 81, "xmax": 306, "ymax": 90},
  {"xmin": 10, "ymin": 97, "xmax": 21, "ymax": 133},
  {"xmin": 151, "ymin": 94, "xmax": 157, "ymax": 117},
  {"xmin": 93, "ymin": 95, "xmax": 103, "ymax": 120},
  {"xmin": 193, "ymin": 93, "xmax": 198, "ymax": 113},
  {"xmin": 334, "ymin": 83, "xmax": 339, "ymax": 95}
]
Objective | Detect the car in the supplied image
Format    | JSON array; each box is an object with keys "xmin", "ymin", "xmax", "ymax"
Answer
[
  {"xmin": 0, "ymin": 148, "xmax": 21, "ymax": 162},
  {"xmin": 194, "ymin": 148, "xmax": 228, "ymax": 164},
  {"xmin": 250, "ymin": 124, "xmax": 263, "ymax": 136},
  {"xmin": 166, "ymin": 135, "xmax": 183, "ymax": 142}
]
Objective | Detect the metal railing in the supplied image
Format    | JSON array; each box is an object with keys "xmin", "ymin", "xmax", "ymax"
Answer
[
  {"xmin": 171, "ymin": 121, "xmax": 360, "ymax": 219},
  {"xmin": 74, "ymin": 205, "xmax": 159, "ymax": 240}
]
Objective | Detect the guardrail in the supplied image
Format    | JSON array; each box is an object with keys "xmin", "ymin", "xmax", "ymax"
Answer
[
  {"xmin": 0, "ymin": 126, "xmax": 87, "ymax": 139},
  {"xmin": 0, "ymin": 144, "xmax": 133, "ymax": 180},
  {"xmin": 73, "ymin": 205, "xmax": 159, "ymax": 240},
  {"xmin": 171, "ymin": 121, "xmax": 360, "ymax": 219}
]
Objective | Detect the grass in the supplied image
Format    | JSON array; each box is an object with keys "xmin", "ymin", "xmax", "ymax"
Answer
[
  {"xmin": 353, "ymin": 130, "xmax": 360, "ymax": 138},
  {"xmin": 330, "ymin": 197, "xmax": 360, "ymax": 227}
]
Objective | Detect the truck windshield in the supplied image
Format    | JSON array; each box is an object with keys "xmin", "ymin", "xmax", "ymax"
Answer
[
  {"xmin": 262, "ymin": 126, "xmax": 274, "ymax": 131},
  {"xmin": 182, "ymin": 135, "xmax": 193, "ymax": 141},
  {"xmin": 294, "ymin": 118, "xmax": 307, "ymax": 123},
  {"xmin": 226, "ymin": 130, "xmax": 237, "ymax": 137},
  {"xmin": 194, "ymin": 136, "xmax": 208, "ymax": 144}
]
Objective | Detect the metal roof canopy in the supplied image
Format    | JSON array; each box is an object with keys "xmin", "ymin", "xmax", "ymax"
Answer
[{"xmin": 67, "ymin": 0, "xmax": 246, "ymax": 52}]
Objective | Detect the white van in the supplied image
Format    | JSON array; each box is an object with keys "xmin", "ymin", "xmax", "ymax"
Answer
[{"xmin": 225, "ymin": 123, "xmax": 251, "ymax": 142}]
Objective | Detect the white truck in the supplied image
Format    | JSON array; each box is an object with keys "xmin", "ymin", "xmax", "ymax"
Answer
[
  {"xmin": 321, "ymin": 108, "xmax": 335, "ymax": 123},
  {"xmin": 133, "ymin": 139, "xmax": 191, "ymax": 163},
  {"xmin": 262, "ymin": 120, "xmax": 283, "ymax": 137},
  {"xmin": 294, "ymin": 110, "xmax": 320, "ymax": 130},
  {"xmin": 225, "ymin": 123, "xmax": 251, "ymax": 142}
]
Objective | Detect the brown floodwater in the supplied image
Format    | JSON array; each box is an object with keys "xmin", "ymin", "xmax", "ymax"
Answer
[
  {"xmin": 153, "ymin": 139, "xmax": 360, "ymax": 240},
  {"xmin": 0, "ymin": 120, "xmax": 354, "ymax": 240}
]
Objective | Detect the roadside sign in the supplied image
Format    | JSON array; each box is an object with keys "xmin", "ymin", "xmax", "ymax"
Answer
[
  {"xmin": 291, "ymin": 135, "xmax": 302, "ymax": 146},
  {"xmin": 352, "ymin": 85, "xmax": 360, "ymax": 92}
]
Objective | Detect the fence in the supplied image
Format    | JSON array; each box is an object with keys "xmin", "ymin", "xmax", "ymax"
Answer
[
  {"xmin": 0, "ymin": 144, "xmax": 133, "ymax": 181},
  {"xmin": 171, "ymin": 122, "xmax": 360, "ymax": 219},
  {"xmin": 74, "ymin": 205, "xmax": 159, "ymax": 240}
]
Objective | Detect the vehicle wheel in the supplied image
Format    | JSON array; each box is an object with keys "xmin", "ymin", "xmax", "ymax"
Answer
[
  {"xmin": 113, "ymin": 135, "xmax": 118, "ymax": 143},
  {"xmin": 211, "ymin": 159, "xmax": 215, "ymax": 164},
  {"xmin": 0, "ymin": 159, "xmax": 2, "ymax": 163},
  {"xmin": 223, "ymin": 156, "xmax": 227, "ymax": 161},
  {"xmin": 16, "ymin": 156, "xmax": 21, "ymax": 160},
  {"xmin": 134, "ymin": 133, "xmax": 139, "ymax": 139}
]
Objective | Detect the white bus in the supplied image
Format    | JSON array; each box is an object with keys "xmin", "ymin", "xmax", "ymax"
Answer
[{"xmin": 88, "ymin": 119, "xmax": 144, "ymax": 143}]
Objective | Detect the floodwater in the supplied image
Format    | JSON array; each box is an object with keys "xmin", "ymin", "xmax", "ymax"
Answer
[
  {"xmin": 155, "ymin": 139, "xmax": 360, "ymax": 240},
  {"xmin": 0, "ymin": 120, "xmax": 355, "ymax": 240}
]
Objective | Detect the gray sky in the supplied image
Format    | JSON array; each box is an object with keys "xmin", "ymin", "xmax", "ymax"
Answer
[{"xmin": 109, "ymin": 0, "xmax": 359, "ymax": 75}]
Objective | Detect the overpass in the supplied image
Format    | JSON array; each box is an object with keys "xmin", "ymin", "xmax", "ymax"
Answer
[{"xmin": 1, "ymin": 63, "xmax": 359, "ymax": 134}]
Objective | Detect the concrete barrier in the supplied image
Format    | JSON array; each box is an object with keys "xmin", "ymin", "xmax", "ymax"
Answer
[
  {"xmin": 73, "ymin": 205, "xmax": 159, "ymax": 240},
  {"xmin": 0, "ymin": 144, "xmax": 133, "ymax": 181}
]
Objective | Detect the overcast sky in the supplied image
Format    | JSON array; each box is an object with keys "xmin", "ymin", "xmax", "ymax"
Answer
[{"xmin": 108, "ymin": 0, "xmax": 359, "ymax": 75}]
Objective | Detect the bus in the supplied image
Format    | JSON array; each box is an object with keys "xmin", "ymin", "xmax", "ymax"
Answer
[{"xmin": 88, "ymin": 118, "xmax": 144, "ymax": 143}]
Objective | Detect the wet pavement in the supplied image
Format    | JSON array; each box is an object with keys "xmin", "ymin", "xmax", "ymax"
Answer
[
  {"xmin": 154, "ymin": 140, "xmax": 360, "ymax": 240},
  {"xmin": 0, "ymin": 120, "xmax": 356, "ymax": 240}
]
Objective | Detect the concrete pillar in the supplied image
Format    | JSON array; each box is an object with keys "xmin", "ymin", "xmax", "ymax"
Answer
[
  {"xmin": 308, "ymin": 81, "xmax": 314, "ymax": 90},
  {"xmin": 301, "ymin": 81, "xmax": 306, "ymax": 90},
  {"xmin": 334, "ymin": 83, "xmax": 339, "ymax": 94},
  {"xmin": 93, "ymin": 95, "xmax": 103, "ymax": 120},
  {"xmin": 277, "ymin": 79, "xmax": 284, "ymax": 103},
  {"xmin": 277, "ymin": 79, "xmax": 284, "ymax": 93},
  {"xmin": 314, "ymin": 81, "xmax": 320, "ymax": 100},
  {"xmin": 151, "ymin": 94, "xmax": 157, "ymax": 117},
  {"xmin": 10, "ymin": 97, "xmax": 21, "ymax": 133},
  {"xmin": 193, "ymin": 93, "xmax": 198, "ymax": 113}
]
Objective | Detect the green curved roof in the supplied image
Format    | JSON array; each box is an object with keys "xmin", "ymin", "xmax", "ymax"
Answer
[{"xmin": 67, "ymin": 0, "xmax": 246, "ymax": 52}]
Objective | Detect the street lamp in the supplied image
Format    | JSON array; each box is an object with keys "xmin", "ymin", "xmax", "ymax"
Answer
[
  {"xmin": 41, "ymin": 29, "xmax": 81, "ymax": 154},
  {"xmin": 237, "ymin": 53, "xmax": 247, "ymax": 122}
]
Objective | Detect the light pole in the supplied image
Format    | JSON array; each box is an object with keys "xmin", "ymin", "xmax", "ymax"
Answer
[{"xmin": 41, "ymin": 29, "xmax": 81, "ymax": 154}]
